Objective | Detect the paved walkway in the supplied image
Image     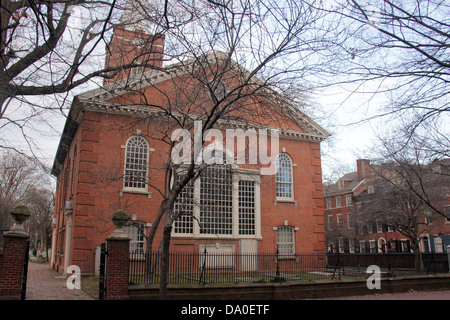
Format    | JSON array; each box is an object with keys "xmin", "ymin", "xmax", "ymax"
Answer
[
  {"xmin": 24, "ymin": 262, "xmax": 450, "ymax": 301},
  {"xmin": 318, "ymin": 290, "xmax": 450, "ymax": 300},
  {"xmin": 25, "ymin": 262, "xmax": 95, "ymax": 300}
]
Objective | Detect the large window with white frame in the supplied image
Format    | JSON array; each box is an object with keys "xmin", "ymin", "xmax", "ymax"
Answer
[
  {"xmin": 199, "ymin": 163, "xmax": 233, "ymax": 235},
  {"xmin": 124, "ymin": 136, "xmax": 149, "ymax": 190},
  {"xmin": 173, "ymin": 150, "xmax": 261, "ymax": 238},
  {"xmin": 238, "ymin": 180, "xmax": 256, "ymax": 236},
  {"xmin": 276, "ymin": 153, "xmax": 293, "ymax": 200}
]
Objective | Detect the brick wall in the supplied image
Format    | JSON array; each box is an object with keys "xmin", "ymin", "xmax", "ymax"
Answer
[
  {"xmin": 105, "ymin": 238, "xmax": 131, "ymax": 300},
  {"xmin": 128, "ymin": 275, "xmax": 450, "ymax": 300},
  {"xmin": 0, "ymin": 234, "xmax": 28, "ymax": 300},
  {"xmin": 51, "ymin": 109, "xmax": 326, "ymax": 274}
]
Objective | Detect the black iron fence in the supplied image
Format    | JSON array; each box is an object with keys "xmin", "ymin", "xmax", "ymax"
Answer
[
  {"xmin": 129, "ymin": 251, "xmax": 332, "ymax": 285},
  {"xmin": 327, "ymin": 252, "xmax": 449, "ymax": 274},
  {"xmin": 128, "ymin": 251, "xmax": 450, "ymax": 286}
]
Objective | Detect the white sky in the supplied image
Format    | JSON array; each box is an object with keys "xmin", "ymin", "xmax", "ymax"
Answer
[{"xmin": 0, "ymin": 0, "xmax": 397, "ymax": 184}]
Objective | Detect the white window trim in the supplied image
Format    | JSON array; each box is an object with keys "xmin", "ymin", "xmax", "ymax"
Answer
[
  {"xmin": 346, "ymin": 195, "xmax": 352, "ymax": 206},
  {"xmin": 349, "ymin": 239, "xmax": 355, "ymax": 253},
  {"xmin": 275, "ymin": 153, "xmax": 294, "ymax": 201},
  {"xmin": 369, "ymin": 240, "xmax": 376, "ymax": 252},
  {"xmin": 172, "ymin": 167, "xmax": 262, "ymax": 240},
  {"xmin": 359, "ymin": 240, "xmax": 365, "ymax": 253},
  {"xmin": 124, "ymin": 221, "xmax": 146, "ymax": 254},
  {"xmin": 336, "ymin": 196, "xmax": 342, "ymax": 208},
  {"xmin": 326, "ymin": 198, "xmax": 332, "ymax": 209},
  {"xmin": 336, "ymin": 214, "xmax": 343, "ymax": 229},
  {"xmin": 327, "ymin": 215, "xmax": 333, "ymax": 230},
  {"xmin": 347, "ymin": 213, "xmax": 353, "ymax": 229},
  {"xmin": 338, "ymin": 238, "xmax": 344, "ymax": 253},
  {"xmin": 122, "ymin": 135, "xmax": 151, "ymax": 193},
  {"xmin": 276, "ymin": 225, "xmax": 296, "ymax": 256}
]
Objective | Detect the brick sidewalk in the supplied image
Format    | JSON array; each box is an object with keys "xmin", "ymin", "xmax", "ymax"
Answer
[
  {"xmin": 24, "ymin": 261, "xmax": 450, "ymax": 301},
  {"xmin": 25, "ymin": 262, "xmax": 95, "ymax": 300}
]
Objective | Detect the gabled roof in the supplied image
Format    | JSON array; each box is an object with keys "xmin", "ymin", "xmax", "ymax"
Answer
[
  {"xmin": 324, "ymin": 171, "xmax": 362, "ymax": 197},
  {"xmin": 80, "ymin": 51, "xmax": 328, "ymax": 136},
  {"xmin": 51, "ymin": 51, "xmax": 329, "ymax": 176}
]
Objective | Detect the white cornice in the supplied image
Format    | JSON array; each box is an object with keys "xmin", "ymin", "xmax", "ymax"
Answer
[
  {"xmin": 78, "ymin": 98, "xmax": 328, "ymax": 142},
  {"xmin": 75, "ymin": 51, "xmax": 329, "ymax": 140}
]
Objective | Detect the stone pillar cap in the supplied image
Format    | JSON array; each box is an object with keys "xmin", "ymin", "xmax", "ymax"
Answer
[
  {"xmin": 6, "ymin": 205, "xmax": 30, "ymax": 237},
  {"xmin": 108, "ymin": 210, "xmax": 131, "ymax": 240}
]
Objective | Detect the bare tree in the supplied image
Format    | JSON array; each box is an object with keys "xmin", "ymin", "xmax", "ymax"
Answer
[
  {"xmin": 354, "ymin": 156, "xmax": 449, "ymax": 272},
  {"xmin": 316, "ymin": 0, "xmax": 450, "ymax": 165},
  {"xmin": 24, "ymin": 186, "xmax": 54, "ymax": 260},
  {"xmin": 371, "ymin": 130, "xmax": 450, "ymax": 220},
  {"xmin": 88, "ymin": 0, "xmax": 331, "ymax": 299},
  {"xmin": 0, "ymin": 0, "xmax": 168, "ymax": 160},
  {"xmin": 0, "ymin": 152, "xmax": 43, "ymax": 228},
  {"xmin": 0, "ymin": 152, "xmax": 51, "ymax": 249}
]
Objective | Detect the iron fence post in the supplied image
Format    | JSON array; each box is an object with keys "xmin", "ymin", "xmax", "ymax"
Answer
[
  {"xmin": 99, "ymin": 243, "xmax": 107, "ymax": 300},
  {"xmin": 20, "ymin": 239, "xmax": 30, "ymax": 300},
  {"xmin": 199, "ymin": 247, "xmax": 207, "ymax": 285}
]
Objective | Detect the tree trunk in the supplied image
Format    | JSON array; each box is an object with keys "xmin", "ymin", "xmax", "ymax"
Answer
[
  {"xmin": 159, "ymin": 215, "xmax": 173, "ymax": 300},
  {"xmin": 412, "ymin": 242, "xmax": 422, "ymax": 274}
]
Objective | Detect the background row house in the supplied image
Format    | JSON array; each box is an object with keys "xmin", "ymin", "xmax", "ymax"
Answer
[
  {"xmin": 49, "ymin": 4, "xmax": 330, "ymax": 275},
  {"xmin": 324, "ymin": 159, "xmax": 450, "ymax": 254}
]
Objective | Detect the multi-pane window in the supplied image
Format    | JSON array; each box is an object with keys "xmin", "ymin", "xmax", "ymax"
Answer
[
  {"xmin": 173, "ymin": 150, "xmax": 259, "ymax": 238},
  {"xmin": 327, "ymin": 215, "xmax": 333, "ymax": 230},
  {"xmin": 276, "ymin": 153, "xmax": 293, "ymax": 199},
  {"xmin": 346, "ymin": 195, "xmax": 352, "ymax": 206},
  {"xmin": 336, "ymin": 196, "xmax": 342, "ymax": 208},
  {"xmin": 124, "ymin": 136, "xmax": 148, "ymax": 190},
  {"xmin": 338, "ymin": 238, "xmax": 344, "ymax": 253},
  {"xmin": 173, "ymin": 180, "xmax": 194, "ymax": 234},
  {"xmin": 238, "ymin": 181, "xmax": 255, "ymax": 236},
  {"xmin": 277, "ymin": 226, "xmax": 295, "ymax": 255},
  {"xmin": 347, "ymin": 213, "xmax": 353, "ymax": 229},
  {"xmin": 123, "ymin": 222, "xmax": 145, "ymax": 253},
  {"xmin": 337, "ymin": 214, "xmax": 343, "ymax": 229},
  {"xmin": 199, "ymin": 164, "xmax": 233, "ymax": 235}
]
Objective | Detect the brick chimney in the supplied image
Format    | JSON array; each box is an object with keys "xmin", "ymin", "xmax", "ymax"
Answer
[
  {"xmin": 104, "ymin": 0, "xmax": 164, "ymax": 85},
  {"xmin": 356, "ymin": 159, "xmax": 371, "ymax": 181}
]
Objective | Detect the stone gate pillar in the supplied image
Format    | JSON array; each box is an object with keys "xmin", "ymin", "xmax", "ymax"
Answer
[
  {"xmin": 105, "ymin": 210, "xmax": 130, "ymax": 300},
  {"xmin": 0, "ymin": 205, "xmax": 30, "ymax": 300}
]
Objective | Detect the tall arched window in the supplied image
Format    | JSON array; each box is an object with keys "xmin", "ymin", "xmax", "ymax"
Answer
[
  {"xmin": 276, "ymin": 153, "xmax": 293, "ymax": 200},
  {"xmin": 124, "ymin": 136, "xmax": 149, "ymax": 190}
]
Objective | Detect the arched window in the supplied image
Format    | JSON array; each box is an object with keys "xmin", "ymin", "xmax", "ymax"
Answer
[
  {"xmin": 276, "ymin": 153, "xmax": 293, "ymax": 199},
  {"xmin": 124, "ymin": 136, "xmax": 149, "ymax": 190}
]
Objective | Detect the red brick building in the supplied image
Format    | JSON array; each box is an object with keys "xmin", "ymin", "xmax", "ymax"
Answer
[
  {"xmin": 324, "ymin": 159, "xmax": 450, "ymax": 254},
  {"xmin": 50, "ymin": 12, "xmax": 330, "ymax": 274}
]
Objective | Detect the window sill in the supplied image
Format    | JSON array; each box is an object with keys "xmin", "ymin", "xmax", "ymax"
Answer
[
  {"xmin": 171, "ymin": 234, "xmax": 263, "ymax": 240},
  {"xmin": 274, "ymin": 199, "xmax": 298, "ymax": 206},
  {"xmin": 119, "ymin": 189, "xmax": 153, "ymax": 198}
]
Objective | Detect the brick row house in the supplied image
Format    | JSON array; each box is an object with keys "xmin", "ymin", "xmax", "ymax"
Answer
[
  {"xmin": 324, "ymin": 159, "xmax": 450, "ymax": 254},
  {"xmin": 49, "ymin": 7, "xmax": 330, "ymax": 274}
]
